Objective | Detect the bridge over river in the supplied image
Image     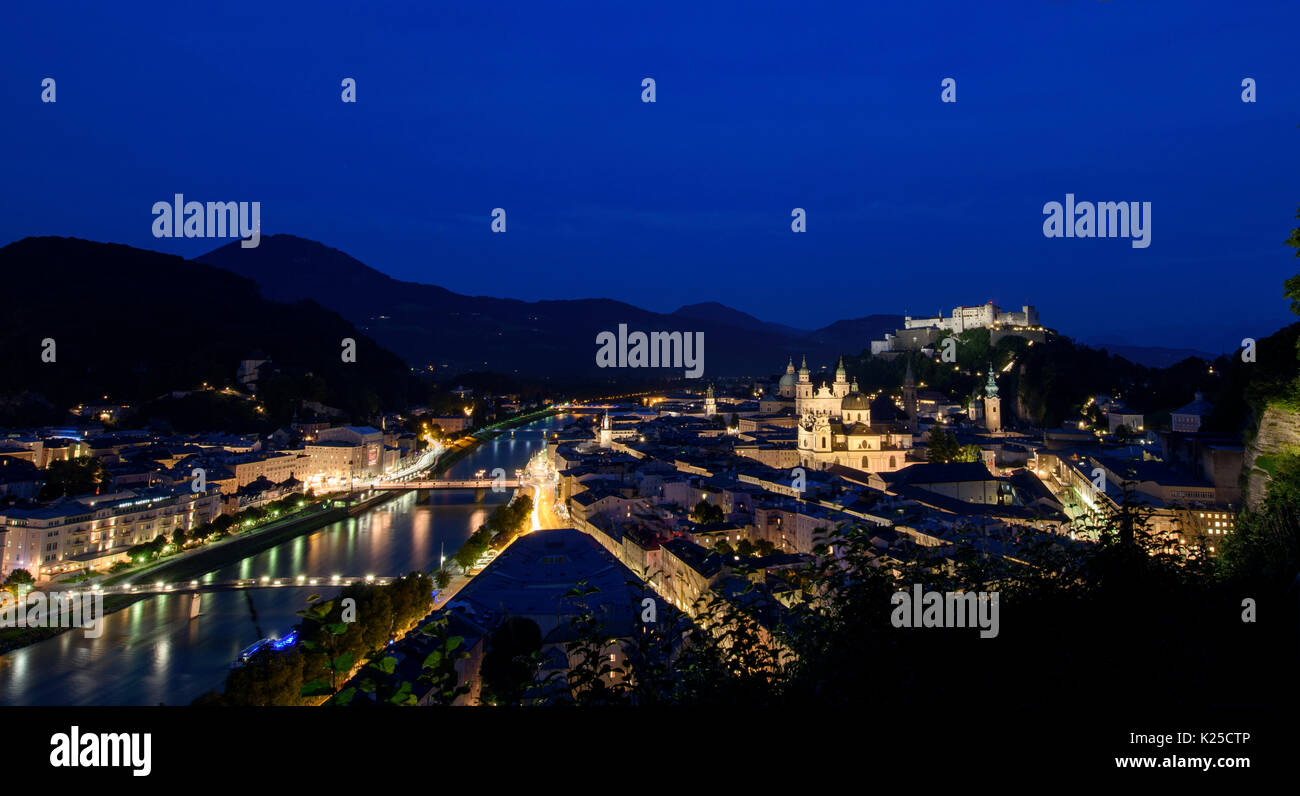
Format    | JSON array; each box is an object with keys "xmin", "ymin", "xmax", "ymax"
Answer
[
  {"xmin": 373, "ymin": 478, "xmax": 521, "ymax": 489},
  {"xmin": 0, "ymin": 413, "xmax": 565, "ymax": 707},
  {"xmin": 56, "ymin": 573, "xmax": 403, "ymax": 599}
]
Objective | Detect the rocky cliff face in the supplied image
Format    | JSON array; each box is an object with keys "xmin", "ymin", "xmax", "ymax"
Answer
[{"xmin": 1242, "ymin": 403, "xmax": 1300, "ymax": 509}]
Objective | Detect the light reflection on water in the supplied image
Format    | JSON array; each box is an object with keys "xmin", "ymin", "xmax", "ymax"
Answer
[{"xmin": 0, "ymin": 418, "xmax": 559, "ymax": 705}]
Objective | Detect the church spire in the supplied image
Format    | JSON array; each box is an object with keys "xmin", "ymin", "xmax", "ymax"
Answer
[
  {"xmin": 985, "ymin": 363, "xmax": 999, "ymax": 399},
  {"xmin": 902, "ymin": 359, "xmax": 918, "ymax": 431}
]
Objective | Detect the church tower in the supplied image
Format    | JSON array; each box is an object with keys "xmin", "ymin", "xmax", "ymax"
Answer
[
  {"xmin": 984, "ymin": 364, "xmax": 1002, "ymax": 433},
  {"xmin": 704, "ymin": 384, "xmax": 717, "ymax": 417},
  {"xmin": 902, "ymin": 360, "xmax": 918, "ymax": 430},
  {"xmin": 795, "ymin": 355, "xmax": 813, "ymax": 412},
  {"xmin": 833, "ymin": 357, "xmax": 850, "ymax": 398},
  {"xmin": 599, "ymin": 410, "xmax": 612, "ymax": 448}
]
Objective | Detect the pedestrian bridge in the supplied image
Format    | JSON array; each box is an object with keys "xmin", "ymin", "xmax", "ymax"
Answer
[
  {"xmin": 74, "ymin": 574, "xmax": 401, "ymax": 598},
  {"xmin": 374, "ymin": 478, "xmax": 521, "ymax": 490}
]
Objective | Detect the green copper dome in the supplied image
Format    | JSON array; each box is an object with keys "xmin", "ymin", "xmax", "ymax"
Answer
[{"xmin": 841, "ymin": 379, "xmax": 870, "ymax": 411}]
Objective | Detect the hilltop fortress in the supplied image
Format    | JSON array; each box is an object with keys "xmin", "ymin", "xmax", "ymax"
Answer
[{"xmin": 872, "ymin": 301, "xmax": 1047, "ymax": 355}]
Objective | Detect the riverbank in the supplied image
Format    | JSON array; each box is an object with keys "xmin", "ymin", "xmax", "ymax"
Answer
[
  {"xmin": 0, "ymin": 503, "xmax": 356, "ymax": 654},
  {"xmin": 105, "ymin": 422, "xmax": 541, "ymax": 590},
  {"xmin": 0, "ymin": 413, "xmax": 557, "ymax": 659},
  {"xmin": 1, "ymin": 495, "xmax": 406, "ymax": 656},
  {"xmin": 105, "ymin": 504, "xmax": 352, "ymax": 588},
  {"xmin": 432, "ymin": 408, "xmax": 558, "ymax": 474}
]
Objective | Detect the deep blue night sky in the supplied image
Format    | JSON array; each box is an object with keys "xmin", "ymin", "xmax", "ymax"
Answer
[{"xmin": 2, "ymin": 0, "xmax": 1297, "ymax": 353}]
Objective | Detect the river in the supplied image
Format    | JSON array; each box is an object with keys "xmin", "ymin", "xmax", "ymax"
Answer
[{"xmin": 0, "ymin": 416, "xmax": 562, "ymax": 706}]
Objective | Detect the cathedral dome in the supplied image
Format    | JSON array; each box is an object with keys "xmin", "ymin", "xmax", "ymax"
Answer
[
  {"xmin": 842, "ymin": 382, "xmax": 871, "ymax": 411},
  {"xmin": 842, "ymin": 392, "xmax": 871, "ymax": 412},
  {"xmin": 779, "ymin": 372, "xmax": 796, "ymax": 389}
]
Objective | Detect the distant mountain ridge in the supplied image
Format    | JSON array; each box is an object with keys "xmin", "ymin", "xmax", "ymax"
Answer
[
  {"xmin": 197, "ymin": 235, "xmax": 902, "ymax": 378},
  {"xmin": 671, "ymin": 302, "xmax": 810, "ymax": 339},
  {"xmin": 0, "ymin": 234, "xmax": 1211, "ymax": 391},
  {"xmin": 1087, "ymin": 342, "xmax": 1218, "ymax": 369},
  {"xmin": 0, "ymin": 236, "xmax": 418, "ymax": 425},
  {"xmin": 198, "ymin": 234, "xmax": 1215, "ymax": 377},
  {"xmin": 0, "ymin": 231, "xmax": 1232, "ymax": 415}
]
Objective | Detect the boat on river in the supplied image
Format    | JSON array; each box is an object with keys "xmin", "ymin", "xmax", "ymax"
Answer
[{"xmin": 232, "ymin": 629, "xmax": 298, "ymax": 668}]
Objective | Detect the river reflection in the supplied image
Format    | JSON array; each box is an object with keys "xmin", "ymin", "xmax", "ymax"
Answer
[{"xmin": 0, "ymin": 417, "xmax": 561, "ymax": 706}]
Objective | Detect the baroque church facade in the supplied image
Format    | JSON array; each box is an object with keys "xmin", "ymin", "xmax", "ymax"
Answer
[{"xmin": 774, "ymin": 357, "xmax": 914, "ymax": 472}]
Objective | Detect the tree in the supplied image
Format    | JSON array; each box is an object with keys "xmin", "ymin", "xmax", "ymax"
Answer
[
  {"xmin": 480, "ymin": 617, "xmax": 543, "ymax": 705},
  {"xmin": 619, "ymin": 582, "xmax": 687, "ymax": 706},
  {"xmin": 1083, "ymin": 402, "xmax": 1106, "ymax": 432},
  {"xmin": 296, "ymin": 599, "xmax": 352, "ymax": 701},
  {"xmin": 38, "ymin": 457, "xmax": 107, "ymax": 499},
  {"xmin": 221, "ymin": 647, "xmax": 307, "ymax": 706},
  {"xmin": 1284, "ymin": 203, "xmax": 1300, "ymax": 315},
  {"xmin": 927, "ymin": 426, "xmax": 959, "ymax": 463},
  {"xmin": 453, "ymin": 543, "xmax": 482, "ymax": 572},
  {"xmin": 1221, "ymin": 451, "xmax": 1300, "ymax": 593},
  {"xmin": 128, "ymin": 535, "xmax": 168, "ymax": 563},
  {"xmin": 545, "ymin": 581, "xmax": 623, "ymax": 706},
  {"xmin": 692, "ymin": 499, "xmax": 725, "ymax": 525},
  {"xmin": 2, "ymin": 569, "xmax": 34, "ymax": 595},
  {"xmin": 413, "ymin": 616, "xmax": 471, "ymax": 706}
]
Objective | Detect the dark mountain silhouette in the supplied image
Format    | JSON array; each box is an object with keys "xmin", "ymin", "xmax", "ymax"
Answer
[
  {"xmin": 197, "ymin": 235, "xmax": 882, "ymax": 378},
  {"xmin": 802, "ymin": 315, "xmax": 906, "ymax": 354},
  {"xmin": 0, "ymin": 237, "xmax": 419, "ymax": 426},
  {"xmin": 671, "ymin": 302, "xmax": 810, "ymax": 339},
  {"xmin": 0, "ymin": 235, "xmax": 1250, "ymax": 433},
  {"xmin": 1086, "ymin": 342, "xmax": 1218, "ymax": 369},
  {"xmin": 669, "ymin": 302, "xmax": 905, "ymax": 363}
]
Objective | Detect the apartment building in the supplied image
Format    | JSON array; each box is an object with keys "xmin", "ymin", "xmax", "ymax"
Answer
[{"xmin": 0, "ymin": 486, "xmax": 223, "ymax": 580}]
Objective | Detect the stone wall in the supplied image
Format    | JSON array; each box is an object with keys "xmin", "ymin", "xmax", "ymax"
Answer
[{"xmin": 1242, "ymin": 403, "xmax": 1300, "ymax": 509}]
